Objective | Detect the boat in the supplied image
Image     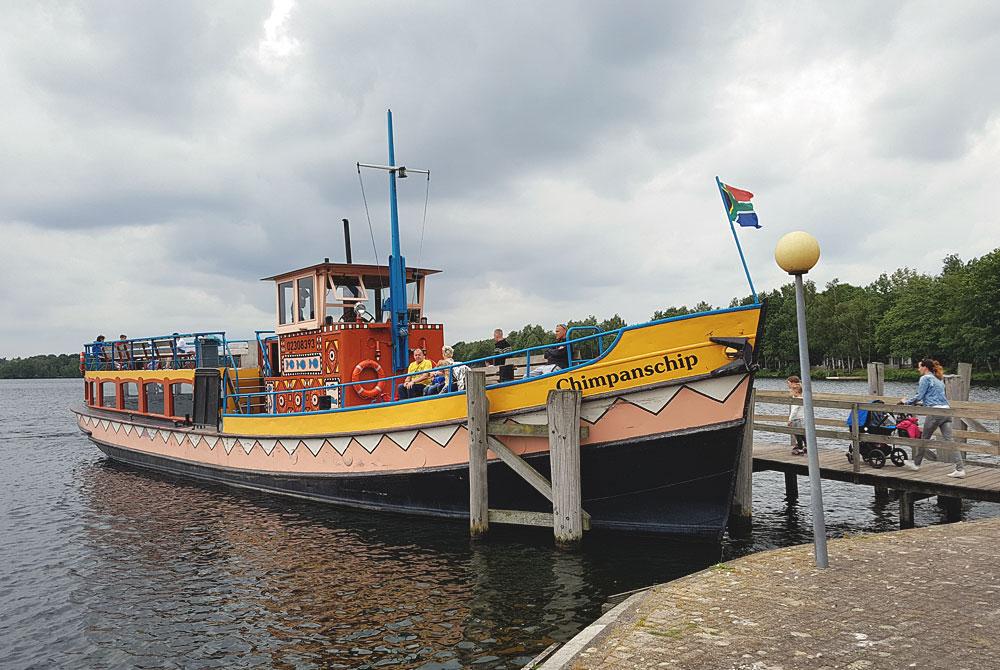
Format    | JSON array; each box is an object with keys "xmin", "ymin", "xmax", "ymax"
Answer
[{"xmin": 73, "ymin": 112, "xmax": 764, "ymax": 538}]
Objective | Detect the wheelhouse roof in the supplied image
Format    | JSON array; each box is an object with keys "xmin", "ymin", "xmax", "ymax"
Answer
[{"xmin": 261, "ymin": 262, "xmax": 441, "ymax": 282}]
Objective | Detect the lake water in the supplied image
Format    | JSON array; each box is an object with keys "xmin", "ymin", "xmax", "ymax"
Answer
[{"xmin": 2, "ymin": 378, "xmax": 997, "ymax": 669}]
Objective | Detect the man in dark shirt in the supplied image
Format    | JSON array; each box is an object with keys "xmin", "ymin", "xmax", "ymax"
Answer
[
  {"xmin": 493, "ymin": 328, "xmax": 511, "ymax": 365},
  {"xmin": 544, "ymin": 324, "xmax": 569, "ymax": 369}
]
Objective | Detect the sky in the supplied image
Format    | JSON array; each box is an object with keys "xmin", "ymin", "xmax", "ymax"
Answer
[{"xmin": 1, "ymin": 1, "xmax": 998, "ymax": 357}]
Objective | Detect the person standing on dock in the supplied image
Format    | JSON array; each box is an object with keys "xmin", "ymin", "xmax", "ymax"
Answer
[
  {"xmin": 787, "ymin": 375, "xmax": 806, "ymax": 455},
  {"xmin": 902, "ymin": 358, "xmax": 965, "ymax": 478}
]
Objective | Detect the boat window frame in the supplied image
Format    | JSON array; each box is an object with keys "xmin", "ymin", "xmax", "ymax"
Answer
[
  {"xmin": 121, "ymin": 381, "xmax": 140, "ymax": 411},
  {"xmin": 276, "ymin": 271, "xmax": 320, "ymax": 334},
  {"xmin": 144, "ymin": 381, "xmax": 166, "ymax": 416},
  {"xmin": 169, "ymin": 381, "xmax": 194, "ymax": 419},
  {"xmin": 100, "ymin": 381, "xmax": 118, "ymax": 409},
  {"xmin": 277, "ymin": 280, "xmax": 294, "ymax": 326}
]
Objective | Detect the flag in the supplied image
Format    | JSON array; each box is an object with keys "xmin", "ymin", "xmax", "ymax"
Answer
[{"xmin": 719, "ymin": 181, "xmax": 760, "ymax": 228}]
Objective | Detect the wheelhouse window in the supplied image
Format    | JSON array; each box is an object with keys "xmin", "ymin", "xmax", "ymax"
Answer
[
  {"xmin": 101, "ymin": 381, "xmax": 117, "ymax": 409},
  {"xmin": 122, "ymin": 382, "xmax": 140, "ymax": 410},
  {"xmin": 144, "ymin": 382, "xmax": 165, "ymax": 415},
  {"xmin": 171, "ymin": 382, "xmax": 194, "ymax": 418},
  {"xmin": 297, "ymin": 276, "xmax": 315, "ymax": 322},
  {"xmin": 278, "ymin": 281, "xmax": 293, "ymax": 325}
]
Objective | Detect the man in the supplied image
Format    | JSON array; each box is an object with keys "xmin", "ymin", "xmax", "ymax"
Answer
[
  {"xmin": 398, "ymin": 348, "xmax": 433, "ymax": 399},
  {"xmin": 92, "ymin": 335, "xmax": 108, "ymax": 369},
  {"xmin": 114, "ymin": 334, "xmax": 131, "ymax": 370},
  {"xmin": 544, "ymin": 324, "xmax": 569, "ymax": 370},
  {"xmin": 493, "ymin": 328, "xmax": 511, "ymax": 366}
]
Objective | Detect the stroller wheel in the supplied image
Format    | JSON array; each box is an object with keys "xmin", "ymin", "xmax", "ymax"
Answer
[
  {"xmin": 869, "ymin": 449, "xmax": 887, "ymax": 469},
  {"xmin": 890, "ymin": 448, "xmax": 906, "ymax": 467}
]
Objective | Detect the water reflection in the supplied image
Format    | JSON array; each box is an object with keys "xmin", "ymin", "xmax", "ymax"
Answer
[{"xmin": 74, "ymin": 460, "xmax": 722, "ymax": 668}]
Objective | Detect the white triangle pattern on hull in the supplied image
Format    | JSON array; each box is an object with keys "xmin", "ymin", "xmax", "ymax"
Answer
[
  {"xmin": 281, "ymin": 439, "xmax": 297, "ymax": 455},
  {"xmin": 301, "ymin": 439, "xmax": 325, "ymax": 456},
  {"xmin": 353, "ymin": 433, "xmax": 383, "ymax": 453},
  {"xmin": 687, "ymin": 374, "xmax": 746, "ymax": 402},
  {"xmin": 510, "ymin": 411, "xmax": 547, "ymax": 426},
  {"xmin": 629, "ymin": 386, "xmax": 682, "ymax": 414},
  {"xmin": 386, "ymin": 430, "xmax": 419, "ymax": 450},
  {"xmin": 122, "ymin": 423, "xmax": 133, "ymax": 436},
  {"xmin": 258, "ymin": 439, "xmax": 277, "ymax": 456},
  {"xmin": 422, "ymin": 424, "xmax": 460, "ymax": 447},
  {"xmin": 100, "ymin": 420, "xmax": 110, "ymax": 431},
  {"xmin": 243, "ymin": 440, "xmax": 256, "ymax": 455},
  {"xmin": 579, "ymin": 397, "xmax": 618, "ymax": 423},
  {"xmin": 222, "ymin": 437, "xmax": 238, "ymax": 454},
  {"xmin": 159, "ymin": 430, "xmax": 171, "ymax": 444},
  {"xmin": 327, "ymin": 437, "xmax": 351, "ymax": 455}
]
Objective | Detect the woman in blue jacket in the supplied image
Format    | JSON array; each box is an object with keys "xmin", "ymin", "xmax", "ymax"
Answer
[{"xmin": 902, "ymin": 358, "xmax": 965, "ymax": 478}]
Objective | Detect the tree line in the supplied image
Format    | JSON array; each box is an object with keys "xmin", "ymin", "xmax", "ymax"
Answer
[
  {"xmin": 453, "ymin": 247, "xmax": 1000, "ymax": 376},
  {"xmin": 0, "ymin": 354, "xmax": 81, "ymax": 379}
]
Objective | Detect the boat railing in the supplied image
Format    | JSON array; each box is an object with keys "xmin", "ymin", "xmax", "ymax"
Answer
[
  {"xmin": 83, "ymin": 331, "xmax": 238, "ymax": 372},
  {"xmin": 222, "ymin": 326, "xmax": 624, "ymax": 416},
  {"xmin": 255, "ymin": 330, "xmax": 277, "ymax": 378}
]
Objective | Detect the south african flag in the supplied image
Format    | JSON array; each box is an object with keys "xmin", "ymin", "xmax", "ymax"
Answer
[{"xmin": 719, "ymin": 181, "xmax": 760, "ymax": 228}]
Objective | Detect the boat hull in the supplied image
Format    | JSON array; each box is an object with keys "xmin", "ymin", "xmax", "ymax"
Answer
[{"xmin": 89, "ymin": 419, "xmax": 744, "ymax": 538}]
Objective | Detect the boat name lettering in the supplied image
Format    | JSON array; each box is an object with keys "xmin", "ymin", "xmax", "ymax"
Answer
[
  {"xmin": 283, "ymin": 338, "xmax": 319, "ymax": 353},
  {"xmin": 555, "ymin": 353, "xmax": 699, "ymax": 391}
]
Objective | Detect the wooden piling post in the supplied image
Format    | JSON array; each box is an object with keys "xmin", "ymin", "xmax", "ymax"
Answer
[
  {"xmin": 729, "ymin": 390, "xmax": 755, "ymax": 534},
  {"xmin": 874, "ymin": 485, "xmax": 891, "ymax": 501},
  {"xmin": 466, "ymin": 369, "xmax": 489, "ymax": 538},
  {"xmin": 548, "ymin": 389, "xmax": 583, "ymax": 548},
  {"xmin": 850, "ymin": 403, "xmax": 861, "ymax": 474},
  {"xmin": 937, "ymin": 495, "xmax": 962, "ymax": 522},
  {"xmin": 867, "ymin": 362, "xmax": 885, "ymax": 396},
  {"xmin": 899, "ymin": 490, "xmax": 915, "ymax": 529},
  {"xmin": 784, "ymin": 472, "xmax": 799, "ymax": 500}
]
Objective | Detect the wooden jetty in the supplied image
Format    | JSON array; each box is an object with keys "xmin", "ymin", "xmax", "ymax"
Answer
[{"xmin": 733, "ymin": 362, "xmax": 1000, "ymax": 530}]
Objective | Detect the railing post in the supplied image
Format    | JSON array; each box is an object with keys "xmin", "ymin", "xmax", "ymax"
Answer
[
  {"xmin": 548, "ymin": 388, "xmax": 583, "ymax": 548},
  {"xmin": 945, "ymin": 363, "xmax": 972, "ymax": 462},
  {"xmin": 867, "ymin": 362, "xmax": 885, "ymax": 396},
  {"xmin": 729, "ymin": 389, "xmax": 754, "ymax": 535},
  {"xmin": 850, "ymin": 402, "xmax": 861, "ymax": 474},
  {"xmin": 466, "ymin": 369, "xmax": 489, "ymax": 538}
]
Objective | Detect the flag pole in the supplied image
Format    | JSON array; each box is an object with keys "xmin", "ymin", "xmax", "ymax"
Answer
[{"xmin": 716, "ymin": 176, "xmax": 759, "ymax": 304}]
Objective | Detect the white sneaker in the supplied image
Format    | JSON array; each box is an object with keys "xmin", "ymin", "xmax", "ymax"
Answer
[
  {"xmin": 904, "ymin": 461, "xmax": 920, "ymax": 471},
  {"xmin": 947, "ymin": 469, "xmax": 966, "ymax": 478}
]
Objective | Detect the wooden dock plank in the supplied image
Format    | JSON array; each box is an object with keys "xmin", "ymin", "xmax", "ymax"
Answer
[{"xmin": 752, "ymin": 441, "xmax": 1000, "ymax": 503}]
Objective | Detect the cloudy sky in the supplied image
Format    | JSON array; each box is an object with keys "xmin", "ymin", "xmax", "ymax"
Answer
[{"xmin": 2, "ymin": 1, "xmax": 998, "ymax": 357}]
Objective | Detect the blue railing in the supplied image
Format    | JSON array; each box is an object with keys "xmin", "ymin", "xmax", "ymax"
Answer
[
  {"xmin": 255, "ymin": 330, "xmax": 277, "ymax": 378},
  {"xmin": 83, "ymin": 331, "xmax": 240, "ymax": 372},
  {"xmin": 222, "ymin": 326, "xmax": 622, "ymax": 417}
]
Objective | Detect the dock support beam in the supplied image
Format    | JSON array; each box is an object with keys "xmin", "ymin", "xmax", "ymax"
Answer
[
  {"xmin": 937, "ymin": 495, "xmax": 962, "ymax": 522},
  {"xmin": 874, "ymin": 485, "xmax": 891, "ymax": 501},
  {"xmin": 729, "ymin": 390, "xmax": 755, "ymax": 537},
  {"xmin": 466, "ymin": 369, "xmax": 489, "ymax": 538},
  {"xmin": 548, "ymin": 389, "xmax": 583, "ymax": 548},
  {"xmin": 784, "ymin": 472, "xmax": 799, "ymax": 500},
  {"xmin": 899, "ymin": 491, "xmax": 915, "ymax": 529}
]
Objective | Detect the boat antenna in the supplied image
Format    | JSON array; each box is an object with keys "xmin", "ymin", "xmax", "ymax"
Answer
[{"xmin": 356, "ymin": 110, "xmax": 430, "ymax": 374}]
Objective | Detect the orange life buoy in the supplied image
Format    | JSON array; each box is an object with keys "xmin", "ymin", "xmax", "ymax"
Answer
[
  {"xmin": 79, "ymin": 351, "xmax": 86, "ymax": 374},
  {"xmin": 352, "ymin": 359, "xmax": 385, "ymax": 399}
]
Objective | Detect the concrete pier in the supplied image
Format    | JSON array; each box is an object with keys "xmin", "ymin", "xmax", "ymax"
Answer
[{"xmin": 538, "ymin": 517, "xmax": 1000, "ymax": 669}]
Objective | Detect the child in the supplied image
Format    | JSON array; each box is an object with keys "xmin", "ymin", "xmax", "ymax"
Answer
[{"xmin": 787, "ymin": 375, "xmax": 806, "ymax": 455}]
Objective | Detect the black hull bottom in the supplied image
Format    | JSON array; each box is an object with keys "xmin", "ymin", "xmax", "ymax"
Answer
[{"xmin": 91, "ymin": 424, "xmax": 745, "ymax": 539}]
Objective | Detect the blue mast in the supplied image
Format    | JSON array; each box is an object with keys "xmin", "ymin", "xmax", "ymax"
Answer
[{"xmin": 386, "ymin": 110, "xmax": 409, "ymax": 374}]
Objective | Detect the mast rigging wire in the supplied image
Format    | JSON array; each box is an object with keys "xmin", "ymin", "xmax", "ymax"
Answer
[{"xmin": 356, "ymin": 163, "xmax": 384, "ymax": 290}]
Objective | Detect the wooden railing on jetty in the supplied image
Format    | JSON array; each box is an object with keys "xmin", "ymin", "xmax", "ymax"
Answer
[{"xmin": 733, "ymin": 363, "xmax": 1000, "ymax": 531}]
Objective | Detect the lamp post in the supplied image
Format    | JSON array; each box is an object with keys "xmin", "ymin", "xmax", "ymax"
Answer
[{"xmin": 775, "ymin": 231, "xmax": 829, "ymax": 569}]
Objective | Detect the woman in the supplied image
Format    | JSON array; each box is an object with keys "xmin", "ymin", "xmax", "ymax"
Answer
[
  {"xmin": 902, "ymin": 358, "xmax": 964, "ymax": 478},
  {"xmin": 786, "ymin": 375, "xmax": 806, "ymax": 455}
]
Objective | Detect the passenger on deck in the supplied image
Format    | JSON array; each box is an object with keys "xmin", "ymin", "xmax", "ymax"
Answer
[
  {"xmin": 493, "ymin": 329, "xmax": 511, "ymax": 366},
  {"xmin": 528, "ymin": 324, "xmax": 569, "ymax": 376},
  {"xmin": 398, "ymin": 348, "xmax": 433, "ymax": 399},
  {"xmin": 92, "ymin": 335, "xmax": 109, "ymax": 369},
  {"xmin": 424, "ymin": 346, "xmax": 455, "ymax": 395},
  {"xmin": 114, "ymin": 334, "xmax": 130, "ymax": 370}
]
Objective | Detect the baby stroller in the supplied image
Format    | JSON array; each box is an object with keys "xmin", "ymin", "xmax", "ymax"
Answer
[{"xmin": 844, "ymin": 400, "xmax": 910, "ymax": 468}]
